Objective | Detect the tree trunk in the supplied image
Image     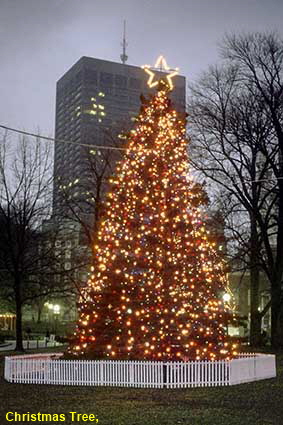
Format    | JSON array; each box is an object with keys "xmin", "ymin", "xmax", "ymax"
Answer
[
  {"xmin": 250, "ymin": 311, "xmax": 262, "ymax": 346},
  {"xmin": 277, "ymin": 301, "xmax": 283, "ymax": 346},
  {"xmin": 14, "ymin": 276, "xmax": 24, "ymax": 351},
  {"xmin": 271, "ymin": 147, "xmax": 283, "ymax": 348},
  {"xmin": 249, "ymin": 213, "xmax": 262, "ymax": 346},
  {"xmin": 271, "ymin": 174, "xmax": 283, "ymax": 348},
  {"xmin": 270, "ymin": 275, "xmax": 283, "ymax": 348},
  {"xmin": 37, "ymin": 304, "xmax": 43, "ymax": 323}
]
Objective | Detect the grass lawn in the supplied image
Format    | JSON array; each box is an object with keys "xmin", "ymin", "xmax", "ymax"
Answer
[{"xmin": 0, "ymin": 348, "xmax": 282, "ymax": 425}]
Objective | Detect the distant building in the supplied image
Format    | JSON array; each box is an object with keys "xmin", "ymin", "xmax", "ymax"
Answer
[
  {"xmin": 0, "ymin": 313, "xmax": 16, "ymax": 331},
  {"xmin": 53, "ymin": 56, "xmax": 186, "ymax": 216}
]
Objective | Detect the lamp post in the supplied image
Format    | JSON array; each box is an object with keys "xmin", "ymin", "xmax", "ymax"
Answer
[
  {"xmin": 44, "ymin": 302, "xmax": 60, "ymax": 334},
  {"xmin": 53, "ymin": 304, "xmax": 60, "ymax": 335}
]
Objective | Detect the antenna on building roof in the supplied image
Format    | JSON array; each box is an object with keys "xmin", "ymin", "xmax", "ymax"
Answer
[{"xmin": 120, "ymin": 20, "xmax": 128, "ymax": 64}]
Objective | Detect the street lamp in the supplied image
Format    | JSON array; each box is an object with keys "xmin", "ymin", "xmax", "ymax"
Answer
[
  {"xmin": 53, "ymin": 304, "xmax": 60, "ymax": 315},
  {"xmin": 44, "ymin": 302, "xmax": 60, "ymax": 334},
  {"xmin": 223, "ymin": 293, "xmax": 231, "ymax": 303},
  {"xmin": 53, "ymin": 304, "xmax": 61, "ymax": 334}
]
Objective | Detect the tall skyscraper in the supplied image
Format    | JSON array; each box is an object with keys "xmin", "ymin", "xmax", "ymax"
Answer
[{"xmin": 53, "ymin": 56, "xmax": 186, "ymax": 216}]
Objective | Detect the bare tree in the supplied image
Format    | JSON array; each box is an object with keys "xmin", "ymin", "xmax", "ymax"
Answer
[
  {"xmin": 0, "ymin": 131, "xmax": 73, "ymax": 350},
  {"xmin": 188, "ymin": 56, "xmax": 277, "ymax": 345},
  {"xmin": 57, "ymin": 127, "xmax": 125, "ymax": 260},
  {"xmin": 218, "ymin": 33, "xmax": 283, "ymax": 347}
]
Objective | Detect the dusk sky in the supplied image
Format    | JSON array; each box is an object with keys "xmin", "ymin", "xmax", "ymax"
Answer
[{"xmin": 1, "ymin": 0, "xmax": 282, "ymax": 136}]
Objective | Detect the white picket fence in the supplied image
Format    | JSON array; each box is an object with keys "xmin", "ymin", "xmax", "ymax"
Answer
[{"xmin": 4, "ymin": 353, "xmax": 276, "ymax": 388}]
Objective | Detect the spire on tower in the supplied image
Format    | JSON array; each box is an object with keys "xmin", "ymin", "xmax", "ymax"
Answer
[{"xmin": 120, "ymin": 20, "xmax": 128, "ymax": 64}]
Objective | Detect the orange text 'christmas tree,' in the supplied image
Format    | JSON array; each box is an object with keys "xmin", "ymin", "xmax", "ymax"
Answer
[{"xmin": 69, "ymin": 57, "xmax": 237, "ymax": 361}]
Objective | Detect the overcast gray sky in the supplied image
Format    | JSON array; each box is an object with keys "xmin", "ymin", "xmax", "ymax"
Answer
[{"xmin": 0, "ymin": 0, "xmax": 282, "ymax": 136}]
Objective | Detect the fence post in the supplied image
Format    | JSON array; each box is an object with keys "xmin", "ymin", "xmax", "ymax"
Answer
[
  {"xmin": 4, "ymin": 356, "xmax": 10, "ymax": 382},
  {"xmin": 228, "ymin": 359, "xmax": 231, "ymax": 386},
  {"xmin": 45, "ymin": 359, "xmax": 51, "ymax": 384},
  {"xmin": 163, "ymin": 362, "xmax": 167, "ymax": 389}
]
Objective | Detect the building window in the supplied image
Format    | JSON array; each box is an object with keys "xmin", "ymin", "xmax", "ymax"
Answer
[
  {"xmin": 129, "ymin": 78, "xmax": 141, "ymax": 89},
  {"xmin": 65, "ymin": 262, "xmax": 71, "ymax": 270},
  {"xmin": 129, "ymin": 95, "xmax": 140, "ymax": 105},
  {"xmin": 99, "ymin": 86, "xmax": 112, "ymax": 95},
  {"xmin": 115, "ymin": 74, "xmax": 127, "ymax": 87},
  {"xmin": 84, "ymin": 68, "xmax": 98, "ymax": 85},
  {"xmin": 100, "ymin": 72, "xmax": 113, "ymax": 86},
  {"xmin": 55, "ymin": 250, "xmax": 61, "ymax": 258},
  {"xmin": 75, "ymin": 71, "xmax": 82, "ymax": 83},
  {"xmin": 115, "ymin": 88, "xmax": 128, "ymax": 100}
]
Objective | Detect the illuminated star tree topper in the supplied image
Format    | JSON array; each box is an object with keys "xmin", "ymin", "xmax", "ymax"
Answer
[{"xmin": 142, "ymin": 55, "xmax": 179, "ymax": 91}]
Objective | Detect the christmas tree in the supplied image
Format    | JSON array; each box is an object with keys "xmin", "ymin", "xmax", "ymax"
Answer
[{"xmin": 69, "ymin": 57, "xmax": 236, "ymax": 361}]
